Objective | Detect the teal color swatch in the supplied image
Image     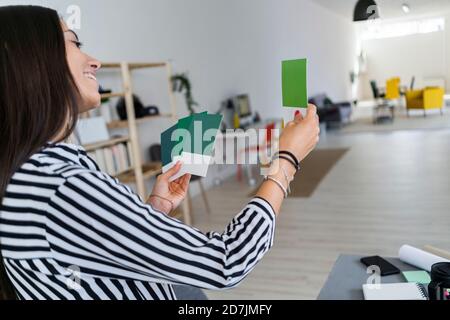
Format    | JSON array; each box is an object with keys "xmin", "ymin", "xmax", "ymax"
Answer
[
  {"xmin": 161, "ymin": 112, "xmax": 223, "ymax": 166},
  {"xmin": 186, "ymin": 112, "xmax": 222, "ymax": 156},
  {"xmin": 282, "ymin": 58, "xmax": 308, "ymax": 108},
  {"xmin": 161, "ymin": 123, "xmax": 180, "ymax": 166},
  {"xmin": 402, "ymin": 271, "xmax": 431, "ymax": 285}
]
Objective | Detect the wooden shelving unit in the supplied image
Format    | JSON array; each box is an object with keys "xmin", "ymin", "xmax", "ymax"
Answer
[
  {"xmin": 102, "ymin": 62, "xmax": 167, "ymax": 69},
  {"xmin": 115, "ymin": 162, "xmax": 162, "ymax": 183},
  {"xmin": 107, "ymin": 113, "xmax": 173, "ymax": 130},
  {"xmin": 100, "ymin": 92, "xmax": 125, "ymax": 99},
  {"xmin": 79, "ymin": 61, "xmax": 191, "ymax": 224},
  {"xmin": 83, "ymin": 136, "xmax": 130, "ymax": 152}
]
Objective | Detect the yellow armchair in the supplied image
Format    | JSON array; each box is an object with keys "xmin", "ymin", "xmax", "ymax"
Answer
[
  {"xmin": 385, "ymin": 77, "xmax": 401, "ymax": 100},
  {"xmin": 406, "ymin": 87, "xmax": 444, "ymax": 116}
]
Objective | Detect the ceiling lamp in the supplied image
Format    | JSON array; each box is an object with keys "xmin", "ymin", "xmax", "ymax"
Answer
[
  {"xmin": 353, "ymin": 0, "xmax": 380, "ymax": 22},
  {"xmin": 402, "ymin": 3, "xmax": 410, "ymax": 13}
]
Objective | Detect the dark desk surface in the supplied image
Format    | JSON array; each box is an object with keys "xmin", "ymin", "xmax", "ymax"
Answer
[
  {"xmin": 173, "ymin": 285, "xmax": 207, "ymax": 300},
  {"xmin": 317, "ymin": 254, "xmax": 422, "ymax": 300}
]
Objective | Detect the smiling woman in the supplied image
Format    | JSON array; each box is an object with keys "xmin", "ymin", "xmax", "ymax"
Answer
[
  {"xmin": 0, "ymin": 5, "xmax": 319, "ymax": 301},
  {"xmin": 0, "ymin": 5, "xmax": 81, "ymax": 299}
]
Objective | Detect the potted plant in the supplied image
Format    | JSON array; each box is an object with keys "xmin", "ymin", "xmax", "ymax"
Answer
[{"xmin": 171, "ymin": 73, "xmax": 199, "ymax": 114}]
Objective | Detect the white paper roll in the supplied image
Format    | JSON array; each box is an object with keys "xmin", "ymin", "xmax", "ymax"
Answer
[{"xmin": 398, "ymin": 245, "xmax": 450, "ymax": 271}]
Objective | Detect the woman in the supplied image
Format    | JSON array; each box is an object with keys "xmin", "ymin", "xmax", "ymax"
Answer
[{"xmin": 0, "ymin": 5, "xmax": 319, "ymax": 300}]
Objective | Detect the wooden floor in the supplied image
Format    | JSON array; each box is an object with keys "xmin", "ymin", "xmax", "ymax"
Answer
[
  {"xmin": 341, "ymin": 110, "xmax": 450, "ymax": 134},
  {"xmin": 189, "ymin": 126, "xmax": 450, "ymax": 299}
]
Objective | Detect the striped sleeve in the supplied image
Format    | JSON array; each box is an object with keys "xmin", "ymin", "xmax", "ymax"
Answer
[{"xmin": 45, "ymin": 171, "xmax": 276, "ymax": 289}]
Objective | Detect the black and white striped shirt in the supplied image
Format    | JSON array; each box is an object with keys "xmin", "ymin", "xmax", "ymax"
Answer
[{"xmin": 0, "ymin": 142, "xmax": 276, "ymax": 300}]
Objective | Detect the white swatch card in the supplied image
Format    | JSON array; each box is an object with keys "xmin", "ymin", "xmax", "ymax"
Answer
[{"xmin": 162, "ymin": 152, "xmax": 212, "ymax": 182}]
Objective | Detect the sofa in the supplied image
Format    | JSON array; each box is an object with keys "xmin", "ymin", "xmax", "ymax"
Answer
[
  {"xmin": 308, "ymin": 93, "xmax": 352, "ymax": 128},
  {"xmin": 405, "ymin": 87, "xmax": 444, "ymax": 117}
]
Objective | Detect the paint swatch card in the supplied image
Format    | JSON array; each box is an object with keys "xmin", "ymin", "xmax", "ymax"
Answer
[
  {"xmin": 282, "ymin": 58, "xmax": 308, "ymax": 108},
  {"xmin": 161, "ymin": 112, "xmax": 222, "ymax": 181},
  {"xmin": 402, "ymin": 271, "xmax": 431, "ymax": 285}
]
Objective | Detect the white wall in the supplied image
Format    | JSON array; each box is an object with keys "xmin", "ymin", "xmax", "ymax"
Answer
[
  {"xmin": 445, "ymin": 12, "xmax": 450, "ymax": 92},
  {"xmin": 1, "ymin": 0, "xmax": 356, "ymax": 193},
  {"xmin": 359, "ymin": 30, "xmax": 446, "ymax": 99},
  {"xmin": 357, "ymin": 13, "xmax": 450, "ymax": 99}
]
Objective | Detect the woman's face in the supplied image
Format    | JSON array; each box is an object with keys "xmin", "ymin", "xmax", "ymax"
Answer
[{"xmin": 61, "ymin": 21, "xmax": 101, "ymax": 113}]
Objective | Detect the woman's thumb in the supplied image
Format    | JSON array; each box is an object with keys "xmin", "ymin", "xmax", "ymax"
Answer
[
  {"xmin": 164, "ymin": 161, "xmax": 182, "ymax": 178},
  {"xmin": 306, "ymin": 104, "xmax": 317, "ymax": 119}
]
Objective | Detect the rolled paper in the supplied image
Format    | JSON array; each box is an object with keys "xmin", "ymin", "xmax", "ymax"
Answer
[{"xmin": 398, "ymin": 245, "xmax": 450, "ymax": 272}]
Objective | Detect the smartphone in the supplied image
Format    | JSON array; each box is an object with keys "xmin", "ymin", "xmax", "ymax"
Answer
[{"xmin": 360, "ymin": 255, "xmax": 401, "ymax": 276}]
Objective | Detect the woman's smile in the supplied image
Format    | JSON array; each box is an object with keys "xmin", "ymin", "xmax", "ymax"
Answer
[
  {"xmin": 63, "ymin": 20, "xmax": 101, "ymax": 112},
  {"xmin": 83, "ymin": 71, "xmax": 97, "ymax": 82}
]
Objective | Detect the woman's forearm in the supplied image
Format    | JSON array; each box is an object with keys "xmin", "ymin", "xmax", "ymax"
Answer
[{"xmin": 255, "ymin": 159, "xmax": 296, "ymax": 216}]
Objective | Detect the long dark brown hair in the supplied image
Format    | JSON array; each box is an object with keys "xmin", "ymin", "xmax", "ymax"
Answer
[{"xmin": 0, "ymin": 5, "xmax": 81, "ymax": 299}]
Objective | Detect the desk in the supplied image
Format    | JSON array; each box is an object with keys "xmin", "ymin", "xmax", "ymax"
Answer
[
  {"xmin": 173, "ymin": 285, "xmax": 207, "ymax": 300},
  {"xmin": 317, "ymin": 254, "xmax": 423, "ymax": 300}
]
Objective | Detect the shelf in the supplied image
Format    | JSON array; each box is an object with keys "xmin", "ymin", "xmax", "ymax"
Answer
[
  {"xmin": 83, "ymin": 136, "xmax": 130, "ymax": 152},
  {"xmin": 115, "ymin": 162, "xmax": 162, "ymax": 183},
  {"xmin": 101, "ymin": 92, "xmax": 125, "ymax": 99},
  {"xmin": 142, "ymin": 162, "xmax": 163, "ymax": 180},
  {"xmin": 113, "ymin": 166, "xmax": 135, "ymax": 178},
  {"xmin": 101, "ymin": 62, "xmax": 167, "ymax": 70},
  {"xmin": 107, "ymin": 114, "xmax": 173, "ymax": 129},
  {"xmin": 90, "ymin": 60, "xmax": 186, "ymax": 220},
  {"xmin": 130, "ymin": 62, "xmax": 167, "ymax": 70}
]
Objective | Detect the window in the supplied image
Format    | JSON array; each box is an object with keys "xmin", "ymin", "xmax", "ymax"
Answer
[{"xmin": 360, "ymin": 17, "xmax": 445, "ymax": 40}]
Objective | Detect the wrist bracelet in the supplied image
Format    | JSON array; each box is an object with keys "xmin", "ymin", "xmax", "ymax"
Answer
[
  {"xmin": 280, "ymin": 166, "xmax": 294, "ymax": 195},
  {"xmin": 149, "ymin": 195, "xmax": 174, "ymax": 213},
  {"xmin": 273, "ymin": 155, "xmax": 300, "ymax": 171},
  {"xmin": 276, "ymin": 150, "xmax": 300, "ymax": 167},
  {"xmin": 274, "ymin": 150, "xmax": 300, "ymax": 170},
  {"xmin": 264, "ymin": 176, "xmax": 288, "ymax": 198}
]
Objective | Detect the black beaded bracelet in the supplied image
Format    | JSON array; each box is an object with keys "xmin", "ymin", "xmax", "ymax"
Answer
[
  {"xmin": 275, "ymin": 150, "xmax": 300, "ymax": 167},
  {"xmin": 273, "ymin": 155, "xmax": 300, "ymax": 171}
]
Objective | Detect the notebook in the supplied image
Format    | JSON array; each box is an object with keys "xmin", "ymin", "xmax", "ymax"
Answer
[{"xmin": 362, "ymin": 283, "xmax": 428, "ymax": 300}]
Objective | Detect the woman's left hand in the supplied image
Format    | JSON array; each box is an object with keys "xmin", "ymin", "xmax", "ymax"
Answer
[{"xmin": 147, "ymin": 162, "xmax": 191, "ymax": 214}]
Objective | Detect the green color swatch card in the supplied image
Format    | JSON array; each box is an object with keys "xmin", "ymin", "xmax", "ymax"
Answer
[
  {"xmin": 161, "ymin": 112, "xmax": 209, "ymax": 167},
  {"xmin": 161, "ymin": 112, "xmax": 222, "ymax": 181},
  {"xmin": 186, "ymin": 112, "xmax": 222, "ymax": 156},
  {"xmin": 161, "ymin": 122, "xmax": 182, "ymax": 167},
  {"xmin": 402, "ymin": 271, "xmax": 431, "ymax": 285},
  {"xmin": 282, "ymin": 58, "xmax": 308, "ymax": 108}
]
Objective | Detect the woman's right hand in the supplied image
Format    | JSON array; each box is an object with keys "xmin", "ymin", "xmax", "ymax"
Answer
[
  {"xmin": 255, "ymin": 104, "xmax": 320, "ymax": 216},
  {"xmin": 278, "ymin": 104, "xmax": 320, "ymax": 162}
]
